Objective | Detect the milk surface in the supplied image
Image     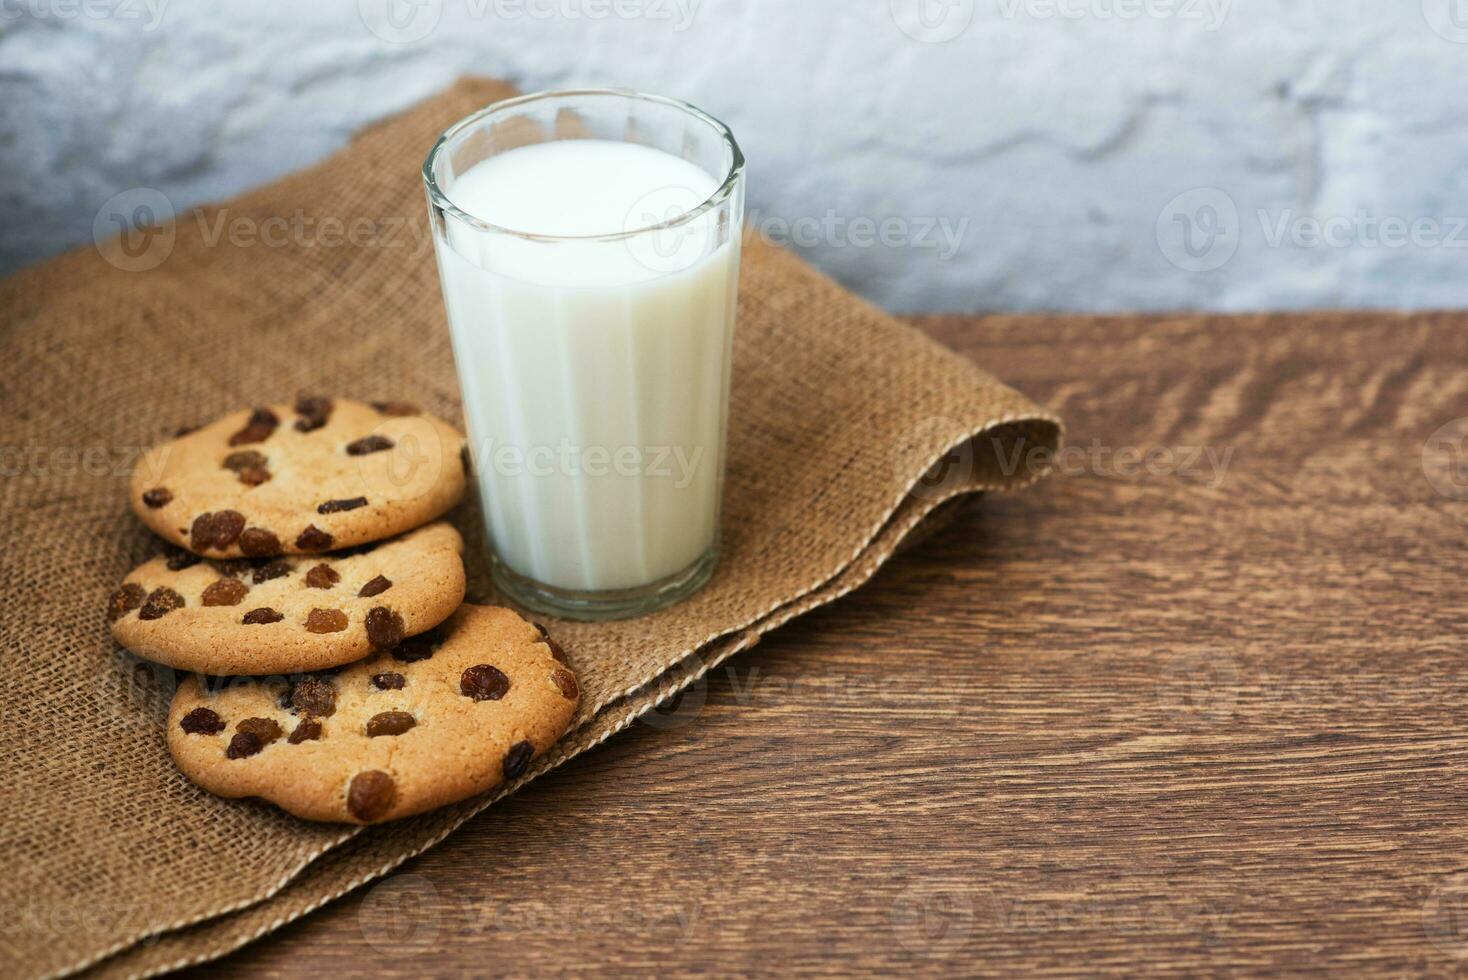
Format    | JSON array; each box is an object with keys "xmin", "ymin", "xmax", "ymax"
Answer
[{"xmin": 436, "ymin": 139, "xmax": 739, "ymax": 592}]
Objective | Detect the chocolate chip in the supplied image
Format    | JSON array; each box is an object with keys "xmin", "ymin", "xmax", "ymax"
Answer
[
  {"xmin": 201, "ymin": 578, "xmax": 249, "ymax": 607},
  {"xmin": 252, "ymin": 559, "xmax": 293, "ymax": 584},
  {"xmin": 317, "ymin": 497, "xmax": 367, "ymax": 514},
  {"xmin": 371, "ymin": 401, "xmax": 419, "ymax": 417},
  {"xmin": 222, "ymin": 450, "xmax": 266, "ymax": 473},
  {"xmin": 142, "ymin": 487, "xmax": 172, "ymax": 508},
  {"xmin": 287, "ymin": 718, "xmax": 323, "ymax": 744},
  {"xmin": 236, "ymin": 716, "xmax": 283, "ymax": 744},
  {"xmin": 179, "ymin": 707, "xmax": 225, "ymax": 735},
  {"xmin": 305, "ymin": 608, "xmax": 348, "ymax": 634},
  {"xmin": 365, "ymin": 606, "xmax": 405, "ymax": 649},
  {"xmin": 225, "ymin": 732, "xmax": 262, "ymax": 759},
  {"xmin": 346, "ymin": 434, "xmax": 394, "ymax": 455},
  {"xmin": 296, "ymin": 524, "xmax": 334, "ymax": 552},
  {"xmin": 289, "ymin": 677, "xmax": 337, "ymax": 717},
  {"xmin": 239, "ymin": 527, "xmax": 282, "ymax": 558},
  {"xmin": 347, "ymin": 770, "xmax": 396, "ymax": 822},
  {"xmin": 365, "ymin": 710, "xmax": 416, "ymax": 737},
  {"xmin": 228, "ymin": 407, "xmax": 279, "ymax": 446},
  {"xmin": 460, "ymin": 664, "xmax": 509, "ymax": 702},
  {"xmin": 209, "ymin": 557, "xmax": 254, "ymax": 577},
  {"xmin": 164, "ymin": 546, "xmax": 200, "ymax": 571},
  {"xmin": 304, "ymin": 563, "xmax": 340, "ymax": 589},
  {"xmin": 357, "ymin": 574, "xmax": 392, "ymax": 598},
  {"xmin": 390, "ymin": 631, "xmax": 438, "ymax": 663},
  {"xmin": 293, "ymin": 395, "xmax": 333, "ymax": 433},
  {"xmin": 242, "ymin": 607, "xmax": 284, "ymax": 625},
  {"xmin": 237, "ymin": 466, "xmax": 271, "ymax": 486},
  {"xmin": 190, "ymin": 510, "xmax": 245, "ymax": 551},
  {"xmin": 503, "ymin": 740, "xmax": 534, "ymax": 780},
  {"xmin": 107, "ymin": 582, "xmax": 147, "ymax": 622},
  {"xmin": 533, "ymin": 623, "xmax": 569, "ymax": 665},
  {"xmin": 371, "ymin": 672, "xmax": 405, "ymax": 690},
  {"xmin": 551, "ymin": 667, "xmax": 578, "ymax": 701},
  {"xmin": 138, "ymin": 586, "xmax": 185, "ymax": 620}
]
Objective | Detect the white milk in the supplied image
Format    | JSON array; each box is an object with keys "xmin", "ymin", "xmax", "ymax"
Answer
[{"xmin": 435, "ymin": 139, "xmax": 739, "ymax": 593}]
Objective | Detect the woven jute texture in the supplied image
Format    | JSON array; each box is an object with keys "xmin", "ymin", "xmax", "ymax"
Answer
[{"xmin": 0, "ymin": 78, "xmax": 1059, "ymax": 980}]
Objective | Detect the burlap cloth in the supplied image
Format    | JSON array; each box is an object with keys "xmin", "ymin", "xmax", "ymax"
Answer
[{"xmin": 0, "ymin": 78, "xmax": 1060, "ymax": 979}]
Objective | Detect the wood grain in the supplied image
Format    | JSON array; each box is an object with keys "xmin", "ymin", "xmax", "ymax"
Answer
[{"xmin": 183, "ymin": 312, "xmax": 1468, "ymax": 977}]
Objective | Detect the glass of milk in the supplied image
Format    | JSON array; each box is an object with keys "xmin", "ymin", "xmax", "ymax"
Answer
[{"xmin": 423, "ymin": 90, "xmax": 745, "ymax": 620}]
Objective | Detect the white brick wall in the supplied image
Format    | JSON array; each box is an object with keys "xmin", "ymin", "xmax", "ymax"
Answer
[{"xmin": 4, "ymin": 0, "xmax": 1468, "ymax": 312}]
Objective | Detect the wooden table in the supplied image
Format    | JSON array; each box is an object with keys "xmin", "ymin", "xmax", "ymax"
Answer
[{"xmin": 187, "ymin": 312, "xmax": 1468, "ymax": 976}]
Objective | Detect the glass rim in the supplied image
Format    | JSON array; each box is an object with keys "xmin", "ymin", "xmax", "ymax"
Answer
[{"xmin": 422, "ymin": 87, "xmax": 746, "ymax": 243}]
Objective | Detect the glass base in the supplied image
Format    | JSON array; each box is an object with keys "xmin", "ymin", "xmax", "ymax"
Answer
[{"xmin": 490, "ymin": 547, "xmax": 719, "ymax": 622}]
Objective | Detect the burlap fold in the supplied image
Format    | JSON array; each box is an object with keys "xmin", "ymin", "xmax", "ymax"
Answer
[{"xmin": 0, "ymin": 78, "xmax": 1059, "ymax": 980}]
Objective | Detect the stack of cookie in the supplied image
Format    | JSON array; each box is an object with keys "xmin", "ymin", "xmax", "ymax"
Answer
[{"xmin": 106, "ymin": 397, "xmax": 579, "ymax": 824}]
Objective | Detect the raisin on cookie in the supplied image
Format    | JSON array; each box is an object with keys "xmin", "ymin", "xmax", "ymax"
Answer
[
  {"xmin": 129, "ymin": 397, "xmax": 467, "ymax": 557},
  {"xmin": 109, "ymin": 522, "xmax": 466, "ymax": 675},
  {"xmin": 166, "ymin": 605, "xmax": 580, "ymax": 824}
]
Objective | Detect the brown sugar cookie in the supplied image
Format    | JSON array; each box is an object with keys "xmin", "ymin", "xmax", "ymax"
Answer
[
  {"xmin": 109, "ymin": 522, "xmax": 466, "ymax": 675},
  {"xmin": 130, "ymin": 397, "xmax": 466, "ymax": 557},
  {"xmin": 166, "ymin": 605, "xmax": 579, "ymax": 824}
]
